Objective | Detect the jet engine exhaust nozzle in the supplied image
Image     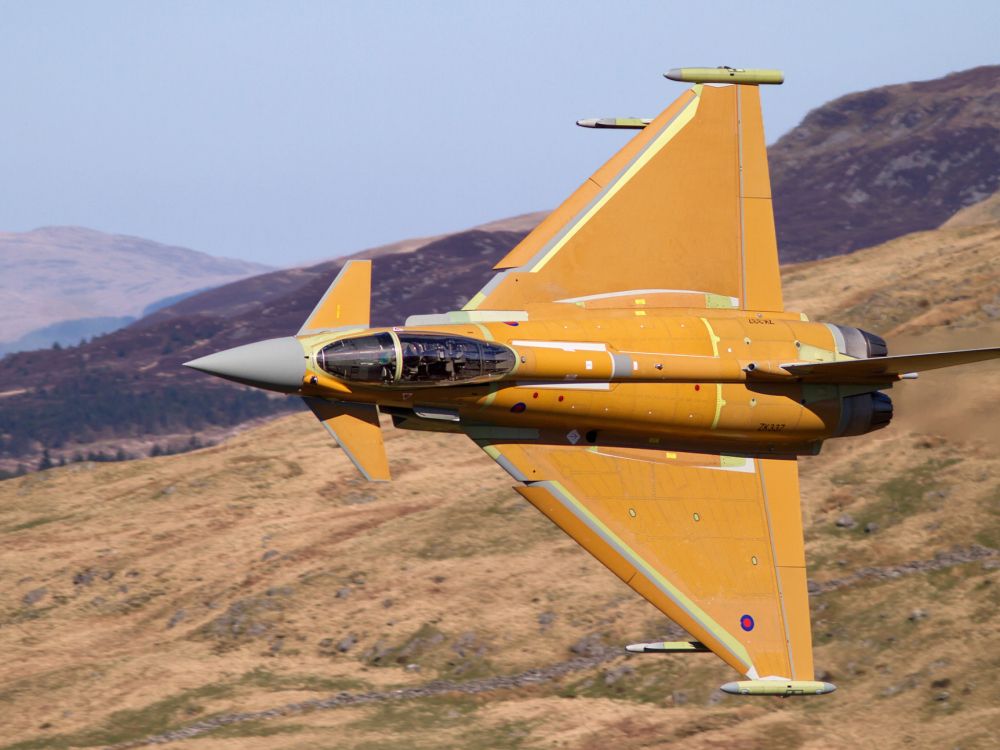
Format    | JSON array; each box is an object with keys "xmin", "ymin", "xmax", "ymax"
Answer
[{"xmin": 836, "ymin": 391, "xmax": 894, "ymax": 437}]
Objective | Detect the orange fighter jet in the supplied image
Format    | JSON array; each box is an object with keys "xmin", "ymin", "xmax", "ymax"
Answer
[{"xmin": 186, "ymin": 67, "xmax": 1000, "ymax": 697}]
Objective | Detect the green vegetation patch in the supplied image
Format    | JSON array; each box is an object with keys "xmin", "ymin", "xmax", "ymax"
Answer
[
  {"xmin": 0, "ymin": 665, "xmax": 95, "ymax": 706},
  {"xmin": 973, "ymin": 484, "xmax": 1000, "ymax": 549},
  {"xmin": 851, "ymin": 457, "xmax": 962, "ymax": 533},
  {"xmin": 2, "ymin": 515, "xmax": 71, "ymax": 533},
  {"xmin": 0, "ymin": 683, "xmax": 234, "ymax": 750},
  {"xmin": 365, "ymin": 622, "xmax": 498, "ymax": 679},
  {"xmin": 402, "ymin": 489, "xmax": 559, "ymax": 560},
  {"xmin": 202, "ymin": 720, "xmax": 310, "ymax": 740},
  {"xmin": 971, "ymin": 575, "xmax": 1000, "ymax": 624},
  {"xmin": 238, "ymin": 667, "xmax": 368, "ymax": 693},
  {"xmin": 672, "ymin": 710, "xmax": 747, "ymax": 740},
  {"xmin": 559, "ymin": 659, "xmax": 674, "ymax": 704},
  {"xmin": 347, "ymin": 695, "xmax": 541, "ymax": 750}
]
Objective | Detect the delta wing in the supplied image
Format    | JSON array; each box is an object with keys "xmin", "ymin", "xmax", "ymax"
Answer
[{"xmin": 474, "ymin": 437, "xmax": 813, "ymax": 681}]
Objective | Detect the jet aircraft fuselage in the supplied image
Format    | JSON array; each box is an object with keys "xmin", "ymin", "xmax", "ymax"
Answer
[
  {"xmin": 185, "ymin": 67, "xmax": 1000, "ymax": 697},
  {"xmin": 285, "ymin": 311, "xmax": 890, "ymax": 456}
]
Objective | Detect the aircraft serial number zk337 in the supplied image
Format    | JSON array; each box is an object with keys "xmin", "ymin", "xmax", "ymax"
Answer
[{"xmin": 186, "ymin": 66, "xmax": 1000, "ymax": 697}]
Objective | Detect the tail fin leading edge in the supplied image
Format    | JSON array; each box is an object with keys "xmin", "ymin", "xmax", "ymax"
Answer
[{"xmin": 298, "ymin": 260, "xmax": 372, "ymax": 335}]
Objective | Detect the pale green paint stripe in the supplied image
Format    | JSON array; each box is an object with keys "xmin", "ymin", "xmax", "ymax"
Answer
[
  {"xmin": 757, "ymin": 460, "xmax": 796, "ymax": 678},
  {"xmin": 705, "ymin": 293, "xmax": 738, "ymax": 309},
  {"xmin": 538, "ymin": 479, "xmax": 754, "ymax": 672},
  {"xmin": 481, "ymin": 444, "xmax": 502, "ymax": 460},
  {"xmin": 699, "ymin": 317, "xmax": 721, "ymax": 357},
  {"xmin": 479, "ymin": 383, "xmax": 499, "ymax": 409},
  {"xmin": 464, "ymin": 291, "xmax": 488, "ymax": 311},
  {"xmin": 712, "ymin": 384, "xmax": 727, "ymax": 430},
  {"xmin": 530, "ymin": 92, "xmax": 702, "ymax": 273},
  {"xmin": 406, "ymin": 310, "xmax": 529, "ymax": 325},
  {"xmin": 462, "ymin": 89, "xmax": 705, "ymax": 311},
  {"xmin": 698, "ymin": 317, "xmax": 726, "ymax": 430}
]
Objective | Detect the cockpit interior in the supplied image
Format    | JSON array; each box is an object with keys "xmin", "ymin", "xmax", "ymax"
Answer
[{"xmin": 316, "ymin": 331, "xmax": 516, "ymax": 386}]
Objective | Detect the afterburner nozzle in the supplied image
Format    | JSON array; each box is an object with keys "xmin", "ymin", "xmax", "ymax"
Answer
[{"xmin": 184, "ymin": 337, "xmax": 306, "ymax": 393}]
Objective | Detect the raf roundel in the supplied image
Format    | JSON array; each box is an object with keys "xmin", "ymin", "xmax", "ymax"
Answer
[{"xmin": 182, "ymin": 67, "xmax": 1000, "ymax": 698}]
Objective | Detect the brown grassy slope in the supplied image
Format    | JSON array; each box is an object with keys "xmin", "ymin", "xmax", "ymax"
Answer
[
  {"xmin": 1, "ymin": 218, "xmax": 999, "ymax": 749},
  {"xmin": 943, "ymin": 191, "xmax": 1000, "ymax": 229}
]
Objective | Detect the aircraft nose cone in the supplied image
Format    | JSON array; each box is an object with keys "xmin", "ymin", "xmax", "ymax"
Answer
[{"xmin": 184, "ymin": 336, "xmax": 306, "ymax": 393}]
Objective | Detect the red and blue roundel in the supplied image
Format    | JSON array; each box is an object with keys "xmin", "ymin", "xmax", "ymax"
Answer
[
  {"xmin": 740, "ymin": 614, "xmax": 755, "ymax": 632},
  {"xmin": 510, "ymin": 402, "xmax": 527, "ymax": 413},
  {"xmin": 503, "ymin": 321, "xmax": 520, "ymax": 326}
]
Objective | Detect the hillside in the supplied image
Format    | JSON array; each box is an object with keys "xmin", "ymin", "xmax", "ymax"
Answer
[
  {"xmin": 7, "ymin": 190, "xmax": 1000, "ymax": 473},
  {"xmin": 0, "ymin": 227, "xmax": 530, "ymax": 473},
  {"xmin": 770, "ymin": 65, "xmax": 1000, "ymax": 262},
  {"xmin": 1, "ymin": 236, "xmax": 998, "ymax": 748},
  {"xmin": 3, "ymin": 64, "xmax": 1000, "ymax": 468},
  {"xmin": 942, "ymin": 189, "xmax": 1000, "ymax": 228},
  {"xmin": 0, "ymin": 226, "xmax": 271, "ymax": 349}
]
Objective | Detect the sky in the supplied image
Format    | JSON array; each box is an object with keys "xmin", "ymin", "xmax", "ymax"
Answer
[{"xmin": 0, "ymin": 1, "xmax": 998, "ymax": 266}]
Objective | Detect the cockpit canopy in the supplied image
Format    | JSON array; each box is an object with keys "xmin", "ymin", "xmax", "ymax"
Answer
[
  {"xmin": 318, "ymin": 332, "xmax": 397, "ymax": 383},
  {"xmin": 316, "ymin": 331, "xmax": 516, "ymax": 386}
]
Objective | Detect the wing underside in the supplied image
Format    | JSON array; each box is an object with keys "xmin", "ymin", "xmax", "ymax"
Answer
[
  {"xmin": 464, "ymin": 83, "xmax": 782, "ymax": 314},
  {"xmin": 475, "ymin": 437, "xmax": 813, "ymax": 680}
]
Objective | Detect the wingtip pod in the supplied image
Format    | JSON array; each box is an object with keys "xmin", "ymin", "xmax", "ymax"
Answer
[
  {"xmin": 665, "ymin": 67, "xmax": 784, "ymax": 85},
  {"xmin": 576, "ymin": 117, "xmax": 652, "ymax": 130},
  {"xmin": 720, "ymin": 679, "xmax": 836, "ymax": 696}
]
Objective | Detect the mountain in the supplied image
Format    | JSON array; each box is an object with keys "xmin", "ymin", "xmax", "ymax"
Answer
[
  {"xmin": 4, "ymin": 188, "xmax": 1000, "ymax": 472},
  {"xmin": 0, "ymin": 226, "xmax": 272, "ymax": 349},
  {"xmin": 0, "ymin": 226, "xmax": 530, "ymax": 472},
  {"xmin": 942, "ymin": 188, "xmax": 1000, "ymax": 228},
  {"xmin": 0, "ymin": 314, "xmax": 138, "ymax": 356},
  {"xmin": 2, "ymin": 245, "xmax": 997, "ymax": 747},
  {"xmin": 4, "ymin": 65, "xmax": 1000, "ymax": 469},
  {"xmin": 771, "ymin": 65, "xmax": 1000, "ymax": 262}
]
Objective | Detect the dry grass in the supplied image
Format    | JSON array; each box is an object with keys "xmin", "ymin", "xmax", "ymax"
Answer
[{"xmin": 2, "ymin": 219, "xmax": 999, "ymax": 749}]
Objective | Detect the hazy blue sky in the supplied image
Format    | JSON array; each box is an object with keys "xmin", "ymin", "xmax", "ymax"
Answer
[{"xmin": 1, "ymin": 1, "xmax": 997, "ymax": 266}]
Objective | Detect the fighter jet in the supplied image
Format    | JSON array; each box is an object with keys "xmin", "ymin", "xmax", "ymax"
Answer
[{"xmin": 186, "ymin": 67, "xmax": 1000, "ymax": 697}]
